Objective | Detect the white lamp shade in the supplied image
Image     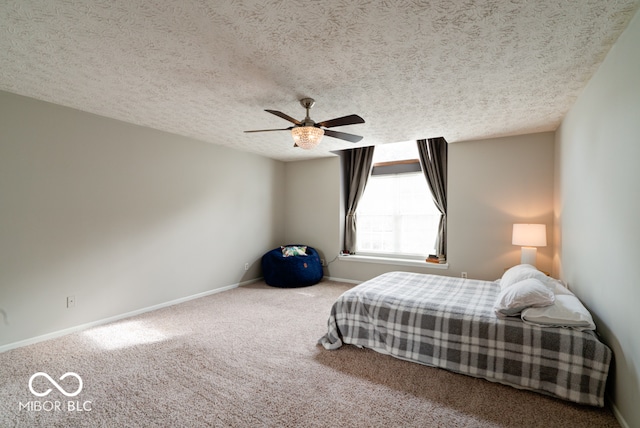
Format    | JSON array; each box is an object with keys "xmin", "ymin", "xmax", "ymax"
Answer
[{"xmin": 512, "ymin": 224, "xmax": 547, "ymax": 247}]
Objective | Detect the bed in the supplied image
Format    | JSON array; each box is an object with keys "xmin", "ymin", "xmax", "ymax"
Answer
[{"xmin": 318, "ymin": 270, "xmax": 612, "ymax": 407}]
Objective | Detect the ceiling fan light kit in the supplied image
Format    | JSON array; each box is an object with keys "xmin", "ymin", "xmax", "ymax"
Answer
[
  {"xmin": 291, "ymin": 126, "xmax": 324, "ymax": 149},
  {"xmin": 245, "ymin": 97, "xmax": 365, "ymax": 149}
]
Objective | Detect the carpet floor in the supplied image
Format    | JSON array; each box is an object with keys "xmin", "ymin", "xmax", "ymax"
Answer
[{"xmin": 0, "ymin": 280, "xmax": 619, "ymax": 427}]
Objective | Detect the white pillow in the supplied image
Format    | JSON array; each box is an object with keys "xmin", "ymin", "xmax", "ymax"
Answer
[
  {"xmin": 500, "ymin": 264, "xmax": 551, "ymax": 291},
  {"xmin": 548, "ymin": 278, "xmax": 574, "ymax": 296},
  {"xmin": 521, "ymin": 294, "xmax": 596, "ymax": 331},
  {"xmin": 493, "ymin": 278, "xmax": 555, "ymax": 318}
]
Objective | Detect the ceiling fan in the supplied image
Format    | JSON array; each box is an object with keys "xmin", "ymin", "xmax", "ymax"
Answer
[{"xmin": 244, "ymin": 98, "xmax": 365, "ymax": 149}]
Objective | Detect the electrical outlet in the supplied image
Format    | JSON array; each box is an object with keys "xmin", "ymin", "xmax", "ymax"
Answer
[
  {"xmin": 320, "ymin": 259, "xmax": 326, "ymax": 266},
  {"xmin": 461, "ymin": 272, "xmax": 468, "ymax": 279},
  {"xmin": 244, "ymin": 262, "xmax": 249, "ymax": 271},
  {"xmin": 67, "ymin": 296, "xmax": 76, "ymax": 308}
]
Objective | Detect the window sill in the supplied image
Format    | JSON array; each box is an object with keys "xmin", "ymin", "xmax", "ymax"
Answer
[{"xmin": 338, "ymin": 254, "xmax": 448, "ymax": 269}]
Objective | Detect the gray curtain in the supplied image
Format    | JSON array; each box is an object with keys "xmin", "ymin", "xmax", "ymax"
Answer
[
  {"xmin": 343, "ymin": 146, "xmax": 375, "ymax": 254},
  {"xmin": 417, "ymin": 137, "xmax": 448, "ymax": 258}
]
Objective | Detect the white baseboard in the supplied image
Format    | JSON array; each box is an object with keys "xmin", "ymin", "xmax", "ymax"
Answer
[
  {"xmin": 0, "ymin": 278, "xmax": 261, "ymax": 354},
  {"xmin": 324, "ymin": 276, "xmax": 362, "ymax": 284},
  {"xmin": 609, "ymin": 395, "xmax": 630, "ymax": 428}
]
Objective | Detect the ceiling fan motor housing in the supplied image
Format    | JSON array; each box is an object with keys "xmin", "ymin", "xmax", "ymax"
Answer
[{"xmin": 299, "ymin": 98, "xmax": 317, "ymax": 126}]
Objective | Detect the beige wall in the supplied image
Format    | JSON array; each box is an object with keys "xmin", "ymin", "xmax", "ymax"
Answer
[
  {"xmin": 0, "ymin": 91, "xmax": 286, "ymax": 347},
  {"xmin": 284, "ymin": 132, "xmax": 555, "ymax": 282},
  {"xmin": 448, "ymin": 133, "xmax": 555, "ymax": 279},
  {"xmin": 283, "ymin": 157, "xmax": 341, "ymax": 261},
  {"xmin": 555, "ymin": 10, "xmax": 640, "ymax": 428}
]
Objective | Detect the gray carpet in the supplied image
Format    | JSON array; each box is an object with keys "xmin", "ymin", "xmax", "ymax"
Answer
[{"xmin": 0, "ymin": 280, "xmax": 619, "ymax": 427}]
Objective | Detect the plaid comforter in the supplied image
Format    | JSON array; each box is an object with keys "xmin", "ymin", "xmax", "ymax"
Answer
[{"xmin": 318, "ymin": 271, "xmax": 612, "ymax": 406}]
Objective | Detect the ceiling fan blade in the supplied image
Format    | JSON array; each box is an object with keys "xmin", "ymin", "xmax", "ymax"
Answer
[
  {"xmin": 323, "ymin": 129, "xmax": 363, "ymax": 143},
  {"xmin": 265, "ymin": 110, "xmax": 302, "ymax": 125},
  {"xmin": 317, "ymin": 114, "xmax": 365, "ymax": 128},
  {"xmin": 244, "ymin": 127, "xmax": 292, "ymax": 133}
]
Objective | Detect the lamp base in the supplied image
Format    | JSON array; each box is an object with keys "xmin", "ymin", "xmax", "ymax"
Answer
[{"xmin": 520, "ymin": 247, "xmax": 537, "ymax": 266}]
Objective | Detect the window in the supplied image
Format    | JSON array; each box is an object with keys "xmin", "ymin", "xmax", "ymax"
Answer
[{"xmin": 356, "ymin": 141, "xmax": 441, "ymax": 258}]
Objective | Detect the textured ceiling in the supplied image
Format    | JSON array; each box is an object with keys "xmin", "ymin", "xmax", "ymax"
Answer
[{"xmin": 1, "ymin": 1, "xmax": 638, "ymax": 161}]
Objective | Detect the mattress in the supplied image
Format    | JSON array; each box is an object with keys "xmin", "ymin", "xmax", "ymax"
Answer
[{"xmin": 318, "ymin": 271, "xmax": 612, "ymax": 406}]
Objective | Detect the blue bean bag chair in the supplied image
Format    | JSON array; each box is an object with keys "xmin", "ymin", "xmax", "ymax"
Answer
[{"xmin": 262, "ymin": 245, "xmax": 323, "ymax": 288}]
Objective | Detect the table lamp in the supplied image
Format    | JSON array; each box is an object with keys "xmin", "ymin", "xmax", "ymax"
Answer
[{"xmin": 512, "ymin": 224, "xmax": 547, "ymax": 267}]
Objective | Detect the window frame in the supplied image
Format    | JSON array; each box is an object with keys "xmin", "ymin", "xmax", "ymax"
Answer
[{"xmin": 355, "ymin": 159, "xmax": 440, "ymax": 260}]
